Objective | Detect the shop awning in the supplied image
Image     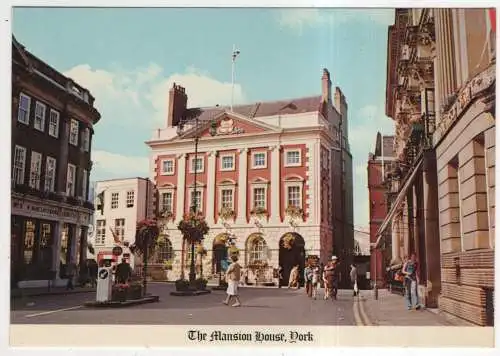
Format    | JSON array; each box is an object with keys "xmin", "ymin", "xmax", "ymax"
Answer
[{"xmin": 374, "ymin": 158, "xmax": 423, "ymax": 248}]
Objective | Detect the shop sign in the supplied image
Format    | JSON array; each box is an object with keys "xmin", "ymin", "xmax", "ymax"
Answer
[{"xmin": 112, "ymin": 246, "xmax": 123, "ymax": 256}]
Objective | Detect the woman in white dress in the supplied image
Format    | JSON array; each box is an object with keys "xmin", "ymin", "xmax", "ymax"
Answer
[{"xmin": 223, "ymin": 255, "xmax": 242, "ymax": 307}]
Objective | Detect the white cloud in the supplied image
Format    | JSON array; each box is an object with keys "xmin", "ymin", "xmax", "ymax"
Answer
[
  {"xmin": 91, "ymin": 150, "xmax": 149, "ymax": 181},
  {"xmin": 278, "ymin": 8, "xmax": 394, "ymax": 33}
]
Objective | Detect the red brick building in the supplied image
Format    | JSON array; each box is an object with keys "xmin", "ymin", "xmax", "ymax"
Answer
[{"xmin": 367, "ymin": 132, "xmax": 395, "ymax": 287}]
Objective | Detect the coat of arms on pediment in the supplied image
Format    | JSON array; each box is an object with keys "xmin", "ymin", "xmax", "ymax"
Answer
[{"xmin": 209, "ymin": 116, "xmax": 245, "ymax": 136}]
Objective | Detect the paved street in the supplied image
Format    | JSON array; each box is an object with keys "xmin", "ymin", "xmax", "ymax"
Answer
[{"xmin": 11, "ymin": 283, "xmax": 356, "ymax": 325}]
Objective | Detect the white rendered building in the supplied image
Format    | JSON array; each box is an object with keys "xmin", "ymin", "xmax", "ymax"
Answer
[{"xmin": 91, "ymin": 177, "xmax": 154, "ymax": 268}]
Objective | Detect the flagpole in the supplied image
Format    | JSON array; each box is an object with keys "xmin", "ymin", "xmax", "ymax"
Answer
[{"xmin": 231, "ymin": 45, "xmax": 240, "ymax": 112}]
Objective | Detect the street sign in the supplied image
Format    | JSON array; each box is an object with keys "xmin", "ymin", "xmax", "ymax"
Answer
[
  {"xmin": 99, "ymin": 269, "xmax": 109, "ymax": 279},
  {"xmin": 112, "ymin": 246, "xmax": 123, "ymax": 256}
]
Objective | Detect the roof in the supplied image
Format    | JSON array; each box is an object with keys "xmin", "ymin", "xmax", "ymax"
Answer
[{"xmin": 186, "ymin": 95, "xmax": 324, "ymax": 122}]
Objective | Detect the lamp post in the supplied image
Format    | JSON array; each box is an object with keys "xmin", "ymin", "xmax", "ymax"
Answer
[{"xmin": 177, "ymin": 116, "xmax": 202, "ymax": 286}]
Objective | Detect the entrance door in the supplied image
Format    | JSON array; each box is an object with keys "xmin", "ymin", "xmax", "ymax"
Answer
[{"xmin": 278, "ymin": 233, "xmax": 305, "ymax": 287}]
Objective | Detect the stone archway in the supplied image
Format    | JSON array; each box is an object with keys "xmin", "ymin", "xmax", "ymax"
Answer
[{"xmin": 279, "ymin": 232, "xmax": 306, "ymax": 287}]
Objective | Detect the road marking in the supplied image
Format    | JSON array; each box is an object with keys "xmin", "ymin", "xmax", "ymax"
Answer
[{"xmin": 25, "ymin": 305, "xmax": 83, "ymax": 318}]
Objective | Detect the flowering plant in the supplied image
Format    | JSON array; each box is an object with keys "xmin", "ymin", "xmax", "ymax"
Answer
[
  {"xmin": 113, "ymin": 283, "xmax": 130, "ymax": 292},
  {"xmin": 250, "ymin": 207, "xmax": 268, "ymax": 218},
  {"xmin": 132, "ymin": 219, "xmax": 160, "ymax": 255},
  {"xmin": 219, "ymin": 207, "xmax": 235, "ymax": 221},
  {"xmin": 177, "ymin": 212, "xmax": 209, "ymax": 243},
  {"xmin": 285, "ymin": 205, "xmax": 304, "ymax": 220}
]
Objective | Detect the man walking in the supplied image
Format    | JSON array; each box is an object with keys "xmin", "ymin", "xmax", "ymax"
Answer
[
  {"xmin": 403, "ymin": 253, "xmax": 421, "ymax": 310},
  {"xmin": 66, "ymin": 261, "xmax": 77, "ymax": 290},
  {"xmin": 350, "ymin": 263, "xmax": 358, "ymax": 296},
  {"xmin": 115, "ymin": 258, "xmax": 132, "ymax": 284},
  {"xmin": 304, "ymin": 263, "xmax": 314, "ymax": 297}
]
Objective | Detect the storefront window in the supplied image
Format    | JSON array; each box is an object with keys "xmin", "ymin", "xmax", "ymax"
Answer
[
  {"xmin": 23, "ymin": 220, "xmax": 35, "ymax": 264},
  {"xmin": 39, "ymin": 222, "xmax": 53, "ymax": 271}
]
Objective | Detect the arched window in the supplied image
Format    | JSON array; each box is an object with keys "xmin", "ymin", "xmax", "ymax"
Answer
[
  {"xmin": 155, "ymin": 237, "xmax": 173, "ymax": 263},
  {"xmin": 249, "ymin": 237, "xmax": 266, "ymax": 263}
]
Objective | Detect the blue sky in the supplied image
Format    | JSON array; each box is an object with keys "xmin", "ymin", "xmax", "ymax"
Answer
[{"xmin": 12, "ymin": 7, "xmax": 395, "ymax": 228}]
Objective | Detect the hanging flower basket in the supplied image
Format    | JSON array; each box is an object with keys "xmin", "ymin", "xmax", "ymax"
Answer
[
  {"xmin": 285, "ymin": 205, "xmax": 304, "ymax": 220},
  {"xmin": 177, "ymin": 212, "xmax": 210, "ymax": 244},
  {"xmin": 133, "ymin": 219, "xmax": 160, "ymax": 256},
  {"xmin": 250, "ymin": 207, "xmax": 268, "ymax": 219},
  {"xmin": 219, "ymin": 207, "xmax": 236, "ymax": 221},
  {"xmin": 282, "ymin": 233, "xmax": 295, "ymax": 250}
]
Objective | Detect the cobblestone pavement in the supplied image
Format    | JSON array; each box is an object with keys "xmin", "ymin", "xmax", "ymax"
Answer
[{"xmin": 11, "ymin": 283, "xmax": 356, "ymax": 325}]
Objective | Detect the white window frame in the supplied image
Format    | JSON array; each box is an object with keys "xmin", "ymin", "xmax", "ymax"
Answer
[
  {"xmin": 17, "ymin": 93, "xmax": 31, "ymax": 125},
  {"xmin": 189, "ymin": 156, "xmax": 205, "ymax": 173},
  {"xmin": 69, "ymin": 119, "xmax": 79, "ymax": 146},
  {"xmin": 83, "ymin": 127, "xmax": 90, "ymax": 152},
  {"xmin": 114, "ymin": 218, "xmax": 126, "ymax": 243},
  {"xmin": 13, "ymin": 145, "xmax": 27, "ymax": 185},
  {"xmin": 66, "ymin": 163, "xmax": 76, "ymax": 196},
  {"xmin": 44, "ymin": 156, "xmax": 57, "ymax": 192},
  {"xmin": 126, "ymin": 190, "xmax": 135, "ymax": 208},
  {"xmin": 160, "ymin": 159, "xmax": 175, "ymax": 175},
  {"xmin": 81, "ymin": 169, "xmax": 88, "ymax": 199},
  {"xmin": 29, "ymin": 151, "xmax": 42, "ymax": 190},
  {"xmin": 220, "ymin": 153, "xmax": 236, "ymax": 171},
  {"xmin": 34, "ymin": 101, "xmax": 46, "ymax": 132},
  {"xmin": 249, "ymin": 237, "xmax": 267, "ymax": 263},
  {"xmin": 251, "ymin": 151, "xmax": 267, "ymax": 169},
  {"xmin": 188, "ymin": 187, "xmax": 204, "ymax": 213},
  {"xmin": 284, "ymin": 149, "xmax": 302, "ymax": 167},
  {"xmin": 111, "ymin": 192, "xmax": 119, "ymax": 209},
  {"xmin": 159, "ymin": 189, "xmax": 174, "ymax": 213},
  {"xmin": 48, "ymin": 109, "xmax": 60, "ymax": 138},
  {"xmin": 95, "ymin": 219, "xmax": 106, "ymax": 245},
  {"xmin": 219, "ymin": 186, "xmax": 235, "ymax": 210},
  {"xmin": 284, "ymin": 182, "xmax": 303, "ymax": 209},
  {"xmin": 251, "ymin": 183, "xmax": 268, "ymax": 209}
]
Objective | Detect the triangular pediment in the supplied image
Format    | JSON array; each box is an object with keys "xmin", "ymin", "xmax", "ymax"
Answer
[{"xmin": 178, "ymin": 111, "xmax": 280, "ymax": 140}]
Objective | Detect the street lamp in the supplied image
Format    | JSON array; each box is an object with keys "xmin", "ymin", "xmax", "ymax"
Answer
[{"xmin": 177, "ymin": 115, "xmax": 202, "ymax": 286}]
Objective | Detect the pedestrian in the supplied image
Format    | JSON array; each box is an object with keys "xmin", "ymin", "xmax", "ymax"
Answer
[
  {"xmin": 319, "ymin": 262, "xmax": 325, "ymax": 289},
  {"xmin": 277, "ymin": 266, "xmax": 283, "ymax": 288},
  {"xmin": 115, "ymin": 258, "xmax": 132, "ymax": 284},
  {"xmin": 402, "ymin": 252, "xmax": 421, "ymax": 310},
  {"xmin": 323, "ymin": 256, "xmax": 339, "ymax": 300},
  {"xmin": 304, "ymin": 262, "xmax": 314, "ymax": 297},
  {"xmin": 288, "ymin": 265, "xmax": 300, "ymax": 289},
  {"xmin": 223, "ymin": 254, "xmax": 242, "ymax": 307},
  {"xmin": 350, "ymin": 263, "xmax": 358, "ymax": 296},
  {"xmin": 311, "ymin": 264, "xmax": 321, "ymax": 300},
  {"xmin": 66, "ymin": 261, "xmax": 77, "ymax": 290},
  {"xmin": 89, "ymin": 259, "xmax": 98, "ymax": 288}
]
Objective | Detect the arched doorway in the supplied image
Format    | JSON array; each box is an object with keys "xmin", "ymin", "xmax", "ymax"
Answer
[
  {"xmin": 279, "ymin": 232, "xmax": 306, "ymax": 287},
  {"xmin": 212, "ymin": 233, "xmax": 229, "ymax": 276}
]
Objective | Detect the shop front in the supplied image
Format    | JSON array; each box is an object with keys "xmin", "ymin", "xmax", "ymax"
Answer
[{"xmin": 11, "ymin": 194, "xmax": 92, "ymax": 288}]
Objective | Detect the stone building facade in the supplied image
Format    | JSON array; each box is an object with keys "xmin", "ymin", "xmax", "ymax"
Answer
[
  {"xmin": 378, "ymin": 8, "xmax": 495, "ymax": 326},
  {"xmin": 11, "ymin": 36, "xmax": 101, "ymax": 288},
  {"xmin": 146, "ymin": 69, "xmax": 354, "ymax": 286}
]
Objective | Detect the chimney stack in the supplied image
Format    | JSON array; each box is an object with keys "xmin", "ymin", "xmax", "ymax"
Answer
[
  {"xmin": 321, "ymin": 68, "xmax": 332, "ymax": 103},
  {"xmin": 167, "ymin": 83, "xmax": 188, "ymax": 127}
]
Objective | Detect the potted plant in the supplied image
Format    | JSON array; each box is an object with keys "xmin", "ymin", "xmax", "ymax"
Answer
[
  {"xmin": 175, "ymin": 279, "xmax": 190, "ymax": 292},
  {"xmin": 219, "ymin": 207, "xmax": 236, "ymax": 221},
  {"xmin": 131, "ymin": 219, "xmax": 160, "ymax": 296},
  {"xmin": 250, "ymin": 207, "xmax": 268, "ymax": 219},
  {"xmin": 112, "ymin": 283, "xmax": 129, "ymax": 302},
  {"xmin": 195, "ymin": 277, "xmax": 208, "ymax": 290},
  {"xmin": 128, "ymin": 282, "xmax": 143, "ymax": 300},
  {"xmin": 285, "ymin": 205, "xmax": 304, "ymax": 220}
]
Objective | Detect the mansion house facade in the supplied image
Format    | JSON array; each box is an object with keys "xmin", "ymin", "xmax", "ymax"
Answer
[{"xmin": 146, "ymin": 69, "xmax": 354, "ymax": 286}]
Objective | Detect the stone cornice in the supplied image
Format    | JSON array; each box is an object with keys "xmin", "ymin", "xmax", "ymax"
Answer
[{"xmin": 434, "ymin": 64, "xmax": 496, "ymax": 145}]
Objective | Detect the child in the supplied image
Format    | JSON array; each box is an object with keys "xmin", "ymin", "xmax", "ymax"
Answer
[
  {"xmin": 223, "ymin": 254, "xmax": 242, "ymax": 307},
  {"xmin": 311, "ymin": 265, "xmax": 321, "ymax": 300}
]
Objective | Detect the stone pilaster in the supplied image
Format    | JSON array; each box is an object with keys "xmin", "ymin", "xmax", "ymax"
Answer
[
  {"xmin": 269, "ymin": 145, "xmax": 280, "ymax": 224},
  {"xmin": 206, "ymin": 151, "xmax": 217, "ymax": 224},
  {"xmin": 236, "ymin": 148, "xmax": 248, "ymax": 224},
  {"xmin": 176, "ymin": 154, "xmax": 186, "ymax": 221}
]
